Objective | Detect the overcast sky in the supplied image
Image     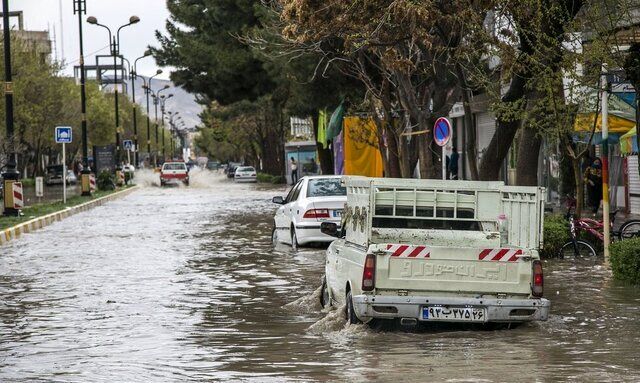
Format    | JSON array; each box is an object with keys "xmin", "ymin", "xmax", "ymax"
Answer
[{"xmin": 12, "ymin": 0, "xmax": 173, "ymax": 79}]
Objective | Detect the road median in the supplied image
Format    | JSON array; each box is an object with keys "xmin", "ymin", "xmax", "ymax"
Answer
[{"xmin": 0, "ymin": 186, "xmax": 138, "ymax": 245}]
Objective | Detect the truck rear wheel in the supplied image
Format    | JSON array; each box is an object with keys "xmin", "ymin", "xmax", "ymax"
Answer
[{"xmin": 346, "ymin": 291, "xmax": 362, "ymax": 325}]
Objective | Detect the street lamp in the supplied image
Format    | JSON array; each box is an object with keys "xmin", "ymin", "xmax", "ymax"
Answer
[
  {"xmin": 2, "ymin": 0, "xmax": 19, "ymax": 216},
  {"xmin": 149, "ymin": 85, "xmax": 170, "ymax": 165},
  {"xmin": 159, "ymin": 94, "xmax": 173, "ymax": 160},
  {"xmin": 130, "ymin": 50, "xmax": 151, "ymax": 167},
  {"xmin": 167, "ymin": 111, "xmax": 180, "ymax": 159},
  {"xmin": 141, "ymin": 69, "xmax": 162, "ymax": 167},
  {"xmin": 73, "ymin": 0, "xmax": 93, "ymax": 197},
  {"xmin": 87, "ymin": 15, "xmax": 140, "ymax": 179}
]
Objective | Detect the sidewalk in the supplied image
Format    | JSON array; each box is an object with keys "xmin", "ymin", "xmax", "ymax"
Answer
[{"xmin": 0, "ymin": 186, "xmax": 138, "ymax": 245}]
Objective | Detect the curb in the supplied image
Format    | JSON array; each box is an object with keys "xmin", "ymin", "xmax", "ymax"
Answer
[{"xmin": 0, "ymin": 186, "xmax": 139, "ymax": 246}]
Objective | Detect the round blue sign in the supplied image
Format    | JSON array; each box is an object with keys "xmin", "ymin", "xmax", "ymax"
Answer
[{"xmin": 434, "ymin": 117, "xmax": 451, "ymax": 147}]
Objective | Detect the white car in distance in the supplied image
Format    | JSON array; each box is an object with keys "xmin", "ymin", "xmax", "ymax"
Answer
[
  {"xmin": 272, "ymin": 176, "xmax": 346, "ymax": 248},
  {"xmin": 234, "ymin": 166, "xmax": 257, "ymax": 183}
]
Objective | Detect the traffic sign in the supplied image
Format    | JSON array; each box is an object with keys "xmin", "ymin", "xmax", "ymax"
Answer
[
  {"xmin": 123, "ymin": 140, "xmax": 133, "ymax": 150},
  {"xmin": 55, "ymin": 126, "xmax": 72, "ymax": 143},
  {"xmin": 434, "ymin": 117, "xmax": 452, "ymax": 147}
]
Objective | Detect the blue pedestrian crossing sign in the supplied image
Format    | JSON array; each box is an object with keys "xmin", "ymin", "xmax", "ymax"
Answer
[
  {"xmin": 123, "ymin": 140, "xmax": 133, "ymax": 150},
  {"xmin": 55, "ymin": 126, "xmax": 72, "ymax": 143}
]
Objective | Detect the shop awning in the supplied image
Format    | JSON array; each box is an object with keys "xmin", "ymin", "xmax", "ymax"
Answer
[
  {"xmin": 574, "ymin": 92, "xmax": 636, "ymax": 133},
  {"xmin": 621, "ymin": 126, "xmax": 638, "ymax": 155}
]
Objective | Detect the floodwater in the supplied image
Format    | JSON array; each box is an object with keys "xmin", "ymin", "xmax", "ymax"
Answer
[{"xmin": 1, "ymin": 171, "xmax": 639, "ymax": 382}]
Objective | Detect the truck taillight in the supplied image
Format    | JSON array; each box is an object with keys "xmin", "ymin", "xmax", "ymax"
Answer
[
  {"xmin": 362, "ymin": 253, "xmax": 376, "ymax": 291},
  {"xmin": 303, "ymin": 209, "xmax": 330, "ymax": 219},
  {"xmin": 532, "ymin": 260, "xmax": 543, "ymax": 298}
]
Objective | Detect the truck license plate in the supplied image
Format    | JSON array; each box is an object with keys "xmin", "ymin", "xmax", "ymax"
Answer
[{"xmin": 422, "ymin": 306, "xmax": 485, "ymax": 322}]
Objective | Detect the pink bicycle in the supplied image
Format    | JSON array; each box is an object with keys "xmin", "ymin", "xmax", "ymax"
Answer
[{"xmin": 558, "ymin": 197, "xmax": 640, "ymax": 258}]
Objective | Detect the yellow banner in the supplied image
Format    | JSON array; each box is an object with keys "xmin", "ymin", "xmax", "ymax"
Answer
[{"xmin": 343, "ymin": 117, "xmax": 384, "ymax": 177}]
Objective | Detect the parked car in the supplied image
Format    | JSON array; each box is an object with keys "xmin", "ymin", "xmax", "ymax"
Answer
[
  {"xmin": 160, "ymin": 162, "xmax": 189, "ymax": 186},
  {"xmin": 207, "ymin": 160, "xmax": 221, "ymax": 171},
  {"xmin": 226, "ymin": 162, "xmax": 242, "ymax": 178},
  {"xmin": 66, "ymin": 170, "xmax": 78, "ymax": 185},
  {"xmin": 234, "ymin": 166, "xmax": 257, "ymax": 183},
  {"xmin": 272, "ymin": 176, "xmax": 346, "ymax": 248},
  {"xmin": 320, "ymin": 177, "xmax": 550, "ymax": 327},
  {"xmin": 45, "ymin": 165, "xmax": 62, "ymax": 185}
]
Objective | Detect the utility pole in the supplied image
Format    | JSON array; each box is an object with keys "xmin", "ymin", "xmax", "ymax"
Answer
[
  {"xmin": 601, "ymin": 69, "xmax": 611, "ymax": 264},
  {"xmin": 132, "ymin": 51, "xmax": 151, "ymax": 167},
  {"xmin": 74, "ymin": 0, "xmax": 91, "ymax": 196},
  {"xmin": 87, "ymin": 15, "xmax": 139, "ymax": 184},
  {"xmin": 2, "ymin": 0, "xmax": 20, "ymax": 217}
]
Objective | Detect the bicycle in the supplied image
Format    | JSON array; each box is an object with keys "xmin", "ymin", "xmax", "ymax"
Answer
[{"xmin": 558, "ymin": 197, "xmax": 640, "ymax": 258}]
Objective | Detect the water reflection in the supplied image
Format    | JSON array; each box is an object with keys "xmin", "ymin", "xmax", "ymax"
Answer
[{"xmin": 0, "ymin": 172, "xmax": 638, "ymax": 381}]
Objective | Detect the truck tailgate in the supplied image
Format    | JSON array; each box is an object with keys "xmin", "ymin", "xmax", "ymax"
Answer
[{"xmin": 373, "ymin": 244, "xmax": 532, "ymax": 295}]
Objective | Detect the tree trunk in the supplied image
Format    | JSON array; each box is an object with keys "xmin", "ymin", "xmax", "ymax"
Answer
[
  {"xmin": 478, "ymin": 74, "xmax": 527, "ymax": 180},
  {"xmin": 458, "ymin": 65, "xmax": 479, "ymax": 180},
  {"xmin": 385, "ymin": 129, "xmax": 402, "ymax": 178},
  {"xmin": 572, "ymin": 156, "xmax": 584, "ymax": 218},
  {"xmin": 516, "ymin": 127, "xmax": 542, "ymax": 186}
]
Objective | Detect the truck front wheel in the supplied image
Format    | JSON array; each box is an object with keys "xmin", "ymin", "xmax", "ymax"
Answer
[
  {"xmin": 320, "ymin": 276, "xmax": 330, "ymax": 308},
  {"xmin": 346, "ymin": 291, "xmax": 362, "ymax": 325}
]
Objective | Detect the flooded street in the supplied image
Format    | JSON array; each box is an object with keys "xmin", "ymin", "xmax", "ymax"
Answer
[{"xmin": 1, "ymin": 171, "xmax": 640, "ymax": 382}]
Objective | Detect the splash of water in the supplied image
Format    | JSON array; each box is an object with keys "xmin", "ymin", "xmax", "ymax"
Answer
[
  {"xmin": 132, "ymin": 168, "xmax": 227, "ymax": 189},
  {"xmin": 283, "ymin": 285, "xmax": 323, "ymax": 314}
]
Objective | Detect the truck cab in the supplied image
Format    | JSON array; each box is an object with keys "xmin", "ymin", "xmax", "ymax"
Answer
[{"xmin": 321, "ymin": 177, "xmax": 550, "ymax": 326}]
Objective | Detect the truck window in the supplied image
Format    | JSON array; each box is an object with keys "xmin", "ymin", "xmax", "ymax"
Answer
[
  {"xmin": 372, "ymin": 217, "xmax": 482, "ymax": 231},
  {"xmin": 307, "ymin": 178, "xmax": 346, "ymax": 198}
]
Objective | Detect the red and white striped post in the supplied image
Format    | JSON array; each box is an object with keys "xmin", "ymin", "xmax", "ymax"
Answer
[{"xmin": 12, "ymin": 181, "xmax": 24, "ymax": 209}]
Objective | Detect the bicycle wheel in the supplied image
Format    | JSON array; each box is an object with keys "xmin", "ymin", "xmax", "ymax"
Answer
[
  {"xmin": 618, "ymin": 220, "xmax": 640, "ymax": 240},
  {"xmin": 559, "ymin": 240, "xmax": 597, "ymax": 258}
]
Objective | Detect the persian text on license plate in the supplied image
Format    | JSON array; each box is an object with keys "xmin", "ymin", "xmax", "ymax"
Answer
[{"xmin": 422, "ymin": 306, "xmax": 485, "ymax": 322}]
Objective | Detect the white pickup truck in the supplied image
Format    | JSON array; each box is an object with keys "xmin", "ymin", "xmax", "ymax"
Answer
[{"xmin": 320, "ymin": 177, "xmax": 550, "ymax": 326}]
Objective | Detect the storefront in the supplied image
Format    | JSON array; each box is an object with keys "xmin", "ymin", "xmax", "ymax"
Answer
[{"xmin": 284, "ymin": 140, "xmax": 319, "ymax": 184}]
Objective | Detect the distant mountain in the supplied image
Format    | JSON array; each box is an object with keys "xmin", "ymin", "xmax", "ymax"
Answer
[{"xmin": 126, "ymin": 77, "xmax": 203, "ymax": 130}]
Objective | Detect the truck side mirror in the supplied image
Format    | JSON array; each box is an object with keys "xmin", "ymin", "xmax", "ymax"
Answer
[
  {"xmin": 321, "ymin": 222, "xmax": 340, "ymax": 238},
  {"xmin": 272, "ymin": 196, "xmax": 285, "ymax": 204}
]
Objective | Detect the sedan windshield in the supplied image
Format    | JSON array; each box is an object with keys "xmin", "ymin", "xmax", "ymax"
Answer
[
  {"xmin": 237, "ymin": 167, "xmax": 255, "ymax": 172},
  {"xmin": 307, "ymin": 178, "xmax": 346, "ymax": 197}
]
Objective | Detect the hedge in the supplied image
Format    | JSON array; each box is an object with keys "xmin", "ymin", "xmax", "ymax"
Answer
[
  {"xmin": 257, "ymin": 173, "xmax": 286, "ymax": 184},
  {"xmin": 610, "ymin": 238, "xmax": 640, "ymax": 284},
  {"xmin": 541, "ymin": 214, "xmax": 570, "ymax": 258}
]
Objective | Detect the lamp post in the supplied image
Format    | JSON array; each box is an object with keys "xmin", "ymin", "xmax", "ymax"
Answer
[
  {"xmin": 2, "ymin": 0, "xmax": 19, "ymax": 216},
  {"xmin": 167, "ymin": 111, "xmax": 179, "ymax": 159},
  {"xmin": 141, "ymin": 70, "xmax": 162, "ymax": 167},
  {"xmin": 159, "ymin": 93, "xmax": 173, "ymax": 160},
  {"xmin": 148, "ymin": 84, "xmax": 170, "ymax": 166},
  {"xmin": 87, "ymin": 15, "xmax": 139, "ymax": 179},
  {"xmin": 72, "ymin": 0, "xmax": 93, "ymax": 196},
  {"xmin": 130, "ymin": 50, "xmax": 151, "ymax": 167}
]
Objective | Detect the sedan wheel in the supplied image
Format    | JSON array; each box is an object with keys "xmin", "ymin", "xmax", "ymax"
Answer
[
  {"xmin": 271, "ymin": 227, "xmax": 278, "ymax": 244},
  {"xmin": 291, "ymin": 229, "xmax": 299, "ymax": 250}
]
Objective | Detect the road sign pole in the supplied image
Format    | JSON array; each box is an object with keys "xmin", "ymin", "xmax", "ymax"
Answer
[
  {"xmin": 601, "ymin": 70, "xmax": 611, "ymax": 265},
  {"xmin": 442, "ymin": 146, "xmax": 446, "ymax": 180},
  {"xmin": 63, "ymin": 142, "xmax": 67, "ymax": 204}
]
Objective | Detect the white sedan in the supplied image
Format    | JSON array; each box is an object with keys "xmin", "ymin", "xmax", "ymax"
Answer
[
  {"xmin": 272, "ymin": 176, "xmax": 346, "ymax": 248},
  {"xmin": 234, "ymin": 166, "xmax": 257, "ymax": 183}
]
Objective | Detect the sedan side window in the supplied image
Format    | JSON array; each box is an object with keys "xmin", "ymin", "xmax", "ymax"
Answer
[
  {"xmin": 290, "ymin": 181, "xmax": 304, "ymax": 202},
  {"xmin": 285, "ymin": 181, "xmax": 303, "ymax": 203}
]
